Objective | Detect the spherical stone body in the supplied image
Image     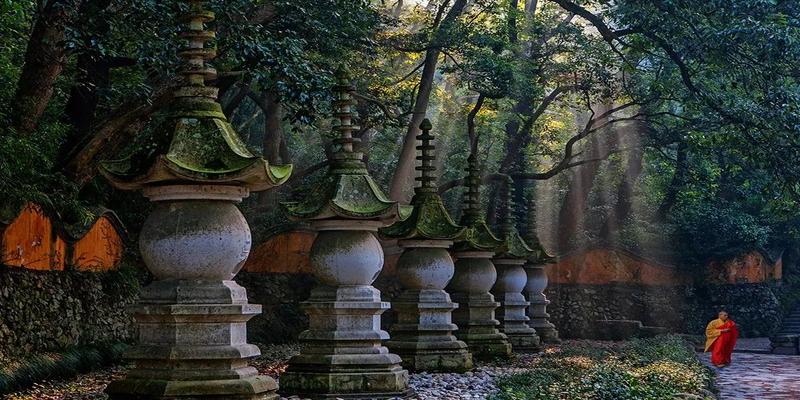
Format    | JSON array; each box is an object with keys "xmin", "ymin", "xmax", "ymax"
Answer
[
  {"xmin": 397, "ymin": 247, "xmax": 455, "ymax": 290},
  {"xmin": 525, "ymin": 265, "xmax": 548, "ymax": 294},
  {"xmin": 139, "ymin": 200, "xmax": 252, "ymax": 281},
  {"xmin": 310, "ymin": 230, "xmax": 384, "ymax": 286},
  {"xmin": 494, "ymin": 262, "xmax": 528, "ymax": 293},
  {"xmin": 449, "ymin": 256, "xmax": 497, "ymax": 293}
]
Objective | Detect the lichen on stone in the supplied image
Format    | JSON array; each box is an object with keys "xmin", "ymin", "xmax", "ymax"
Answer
[
  {"xmin": 452, "ymin": 152, "xmax": 504, "ymax": 253},
  {"xmin": 99, "ymin": 3, "xmax": 290, "ymax": 192},
  {"xmin": 282, "ymin": 70, "xmax": 398, "ymax": 222},
  {"xmin": 494, "ymin": 176, "xmax": 535, "ymax": 260},
  {"xmin": 380, "ymin": 119, "xmax": 464, "ymax": 240}
]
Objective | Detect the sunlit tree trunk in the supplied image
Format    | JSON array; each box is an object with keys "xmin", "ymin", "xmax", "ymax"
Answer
[
  {"xmin": 389, "ymin": 0, "xmax": 468, "ymax": 203},
  {"xmin": 599, "ymin": 122, "xmax": 645, "ymax": 240},
  {"xmin": 556, "ymin": 103, "xmax": 610, "ymax": 252}
]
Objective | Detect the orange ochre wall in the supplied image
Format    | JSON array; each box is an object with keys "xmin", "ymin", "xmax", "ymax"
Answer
[
  {"xmin": 228, "ymin": 230, "xmax": 782, "ymax": 287},
  {"xmin": 546, "ymin": 248, "xmax": 690, "ymax": 286},
  {"xmin": 706, "ymin": 251, "xmax": 781, "ymax": 284},
  {"xmin": 1, "ymin": 203, "xmax": 66, "ymax": 271},
  {"xmin": 244, "ymin": 230, "xmax": 316, "ymax": 273},
  {"xmin": 71, "ymin": 216, "xmax": 125, "ymax": 272},
  {"xmin": 1, "ymin": 203, "xmax": 124, "ymax": 272}
]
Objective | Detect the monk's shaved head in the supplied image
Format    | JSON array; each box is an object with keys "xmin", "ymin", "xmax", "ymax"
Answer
[{"xmin": 718, "ymin": 311, "xmax": 729, "ymax": 321}]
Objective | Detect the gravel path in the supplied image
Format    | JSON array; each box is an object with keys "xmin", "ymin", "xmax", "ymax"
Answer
[
  {"xmin": 700, "ymin": 352, "xmax": 800, "ymax": 400},
  {"xmin": 407, "ymin": 357, "xmax": 538, "ymax": 400},
  {"xmin": 3, "ymin": 345, "xmax": 537, "ymax": 400}
]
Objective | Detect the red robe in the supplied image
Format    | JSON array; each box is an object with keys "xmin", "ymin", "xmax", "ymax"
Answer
[{"xmin": 709, "ymin": 320, "xmax": 738, "ymax": 366}]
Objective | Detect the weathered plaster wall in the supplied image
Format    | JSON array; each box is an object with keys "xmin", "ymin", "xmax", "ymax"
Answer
[
  {"xmin": 1, "ymin": 203, "xmax": 126, "ymax": 272},
  {"xmin": 0, "ymin": 267, "xmax": 138, "ymax": 362},
  {"xmin": 707, "ymin": 251, "xmax": 782, "ymax": 284},
  {"xmin": 548, "ymin": 248, "xmax": 690, "ymax": 286},
  {"xmin": 237, "ymin": 232, "xmax": 785, "ymax": 342}
]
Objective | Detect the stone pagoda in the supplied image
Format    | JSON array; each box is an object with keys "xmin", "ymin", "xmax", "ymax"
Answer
[
  {"xmin": 446, "ymin": 153, "xmax": 512, "ymax": 360},
  {"xmin": 99, "ymin": 1, "xmax": 291, "ymax": 398},
  {"xmin": 379, "ymin": 119, "xmax": 473, "ymax": 372},
  {"xmin": 491, "ymin": 177, "xmax": 541, "ymax": 352},
  {"xmin": 280, "ymin": 70, "xmax": 409, "ymax": 399},
  {"xmin": 524, "ymin": 238, "xmax": 561, "ymax": 344}
]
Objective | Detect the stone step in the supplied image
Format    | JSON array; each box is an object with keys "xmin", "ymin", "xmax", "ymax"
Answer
[{"xmin": 782, "ymin": 327, "xmax": 800, "ymax": 332}]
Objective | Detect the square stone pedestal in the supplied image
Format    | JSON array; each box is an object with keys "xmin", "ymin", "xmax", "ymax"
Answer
[
  {"xmin": 105, "ymin": 281, "xmax": 278, "ymax": 400},
  {"xmin": 279, "ymin": 286, "xmax": 410, "ymax": 399},
  {"xmin": 387, "ymin": 290, "xmax": 473, "ymax": 372}
]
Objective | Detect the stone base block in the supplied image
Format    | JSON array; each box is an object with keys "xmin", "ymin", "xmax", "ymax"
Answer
[
  {"xmin": 387, "ymin": 338, "xmax": 473, "ymax": 372},
  {"xmin": 106, "ymin": 375, "xmax": 278, "ymax": 400},
  {"xmin": 279, "ymin": 368, "xmax": 410, "ymax": 399},
  {"xmin": 507, "ymin": 332, "xmax": 541, "ymax": 353},
  {"xmin": 456, "ymin": 329, "xmax": 512, "ymax": 360},
  {"xmin": 772, "ymin": 347, "xmax": 799, "ymax": 355},
  {"xmin": 534, "ymin": 326, "xmax": 561, "ymax": 344},
  {"xmin": 106, "ymin": 280, "xmax": 277, "ymax": 400},
  {"xmin": 397, "ymin": 351, "xmax": 473, "ymax": 373},
  {"xmin": 770, "ymin": 335, "xmax": 799, "ymax": 355}
]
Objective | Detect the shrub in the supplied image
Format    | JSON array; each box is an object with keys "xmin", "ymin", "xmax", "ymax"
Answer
[
  {"xmin": 492, "ymin": 336, "xmax": 715, "ymax": 400},
  {"xmin": 0, "ymin": 342, "xmax": 127, "ymax": 394}
]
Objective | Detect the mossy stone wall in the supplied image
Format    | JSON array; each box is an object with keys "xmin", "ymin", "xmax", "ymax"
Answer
[
  {"xmin": 546, "ymin": 282, "xmax": 782, "ymax": 338},
  {"xmin": 0, "ymin": 267, "xmax": 139, "ymax": 362}
]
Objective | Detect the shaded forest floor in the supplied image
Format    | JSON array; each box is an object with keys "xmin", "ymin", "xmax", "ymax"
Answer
[{"xmin": 2, "ymin": 342, "xmax": 535, "ymax": 400}]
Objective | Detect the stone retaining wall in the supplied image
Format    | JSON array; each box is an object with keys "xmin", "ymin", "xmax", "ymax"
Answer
[
  {"xmin": 545, "ymin": 282, "xmax": 781, "ymax": 338},
  {"xmin": 0, "ymin": 267, "xmax": 139, "ymax": 361}
]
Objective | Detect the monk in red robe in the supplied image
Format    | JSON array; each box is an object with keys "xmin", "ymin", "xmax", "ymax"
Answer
[{"xmin": 704, "ymin": 310, "xmax": 739, "ymax": 367}]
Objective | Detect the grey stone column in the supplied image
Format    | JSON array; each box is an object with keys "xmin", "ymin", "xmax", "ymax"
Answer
[
  {"xmin": 105, "ymin": 185, "xmax": 278, "ymax": 400},
  {"xmin": 279, "ymin": 220, "xmax": 409, "ymax": 399},
  {"xmin": 493, "ymin": 258, "xmax": 541, "ymax": 352},
  {"xmin": 447, "ymin": 251, "xmax": 512, "ymax": 360},
  {"xmin": 386, "ymin": 240, "xmax": 473, "ymax": 372},
  {"xmin": 525, "ymin": 263, "xmax": 560, "ymax": 344}
]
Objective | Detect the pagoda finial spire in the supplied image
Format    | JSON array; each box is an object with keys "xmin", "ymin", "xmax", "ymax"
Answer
[
  {"xmin": 332, "ymin": 68, "xmax": 360, "ymax": 156},
  {"xmin": 415, "ymin": 119, "xmax": 437, "ymax": 196},
  {"xmin": 178, "ymin": 0, "xmax": 216, "ymax": 89},
  {"xmin": 282, "ymin": 67, "xmax": 397, "ymax": 221},
  {"xmin": 461, "ymin": 151, "xmax": 483, "ymax": 226},
  {"xmin": 500, "ymin": 175, "xmax": 516, "ymax": 237}
]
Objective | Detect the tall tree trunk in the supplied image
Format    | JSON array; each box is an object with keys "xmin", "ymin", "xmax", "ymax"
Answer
[
  {"xmin": 388, "ymin": 0, "xmax": 468, "ymax": 203},
  {"xmin": 525, "ymin": 181, "xmax": 539, "ymax": 243},
  {"xmin": 525, "ymin": 0, "xmax": 539, "ymax": 14},
  {"xmin": 389, "ymin": 47, "xmax": 441, "ymax": 203},
  {"xmin": 556, "ymin": 104, "xmax": 610, "ymax": 253},
  {"xmin": 556, "ymin": 135, "xmax": 602, "ymax": 253},
  {"xmin": 252, "ymin": 91, "xmax": 287, "ymax": 205},
  {"xmin": 261, "ymin": 93, "xmax": 283, "ymax": 164},
  {"xmin": 11, "ymin": 0, "xmax": 83, "ymax": 135},
  {"xmin": 60, "ymin": 0, "xmax": 126, "ymax": 163},
  {"xmin": 599, "ymin": 128, "xmax": 644, "ymax": 240},
  {"xmin": 656, "ymin": 138, "xmax": 689, "ymax": 221}
]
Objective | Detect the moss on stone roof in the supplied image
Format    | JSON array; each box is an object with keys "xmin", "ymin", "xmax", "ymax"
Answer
[
  {"xmin": 282, "ymin": 71, "xmax": 398, "ymax": 222},
  {"xmin": 452, "ymin": 152, "xmax": 504, "ymax": 253},
  {"xmin": 99, "ymin": 5, "xmax": 290, "ymax": 192},
  {"xmin": 380, "ymin": 119, "xmax": 464, "ymax": 240}
]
